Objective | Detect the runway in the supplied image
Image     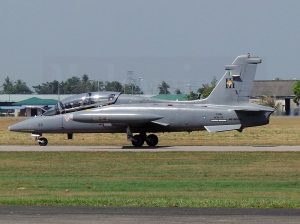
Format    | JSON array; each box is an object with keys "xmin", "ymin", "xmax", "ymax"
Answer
[
  {"xmin": 0, "ymin": 145, "xmax": 300, "ymax": 152},
  {"xmin": 0, "ymin": 206, "xmax": 300, "ymax": 224}
]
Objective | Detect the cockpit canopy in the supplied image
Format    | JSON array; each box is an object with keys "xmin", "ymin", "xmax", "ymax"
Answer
[{"xmin": 43, "ymin": 92, "xmax": 120, "ymax": 116}]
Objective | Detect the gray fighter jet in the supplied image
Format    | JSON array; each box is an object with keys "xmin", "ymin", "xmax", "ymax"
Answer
[{"xmin": 9, "ymin": 54, "xmax": 274, "ymax": 147}]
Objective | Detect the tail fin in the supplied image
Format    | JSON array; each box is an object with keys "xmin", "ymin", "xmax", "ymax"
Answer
[{"xmin": 205, "ymin": 54, "xmax": 262, "ymax": 105}]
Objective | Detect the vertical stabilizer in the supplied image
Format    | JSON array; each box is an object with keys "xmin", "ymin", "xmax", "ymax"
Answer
[{"xmin": 205, "ymin": 54, "xmax": 261, "ymax": 105}]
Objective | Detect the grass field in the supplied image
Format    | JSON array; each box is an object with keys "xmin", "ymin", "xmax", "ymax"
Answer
[
  {"xmin": 1, "ymin": 116, "xmax": 300, "ymax": 146},
  {"xmin": 0, "ymin": 117, "xmax": 299, "ymax": 208},
  {"xmin": 0, "ymin": 151, "xmax": 299, "ymax": 208}
]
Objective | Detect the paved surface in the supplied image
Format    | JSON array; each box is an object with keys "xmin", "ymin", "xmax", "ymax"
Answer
[
  {"xmin": 0, "ymin": 206, "xmax": 300, "ymax": 224},
  {"xmin": 0, "ymin": 145, "xmax": 300, "ymax": 152}
]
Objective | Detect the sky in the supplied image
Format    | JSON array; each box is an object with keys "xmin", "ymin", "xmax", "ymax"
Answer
[{"xmin": 0, "ymin": 0, "xmax": 300, "ymax": 93}]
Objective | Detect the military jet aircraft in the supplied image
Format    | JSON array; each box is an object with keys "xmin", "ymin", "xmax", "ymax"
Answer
[{"xmin": 9, "ymin": 54, "xmax": 274, "ymax": 147}]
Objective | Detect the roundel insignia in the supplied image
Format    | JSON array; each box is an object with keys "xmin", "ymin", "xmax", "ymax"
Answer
[{"xmin": 64, "ymin": 114, "xmax": 73, "ymax": 122}]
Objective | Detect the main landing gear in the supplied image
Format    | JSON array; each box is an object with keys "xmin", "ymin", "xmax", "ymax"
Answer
[
  {"xmin": 127, "ymin": 127, "xmax": 159, "ymax": 147},
  {"xmin": 131, "ymin": 133, "xmax": 159, "ymax": 147}
]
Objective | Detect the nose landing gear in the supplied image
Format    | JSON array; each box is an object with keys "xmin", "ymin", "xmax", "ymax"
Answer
[
  {"xmin": 32, "ymin": 134, "xmax": 48, "ymax": 146},
  {"xmin": 38, "ymin": 137, "xmax": 48, "ymax": 146}
]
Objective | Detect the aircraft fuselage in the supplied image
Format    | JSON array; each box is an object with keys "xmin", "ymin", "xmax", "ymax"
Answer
[{"xmin": 9, "ymin": 103, "xmax": 271, "ymax": 134}]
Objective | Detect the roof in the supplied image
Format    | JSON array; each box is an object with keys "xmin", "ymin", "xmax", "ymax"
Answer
[
  {"xmin": 251, "ymin": 80, "xmax": 298, "ymax": 98},
  {"xmin": 0, "ymin": 106, "xmax": 22, "ymax": 110},
  {"xmin": 151, "ymin": 94, "xmax": 188, "ymax": 101},
  {"xmin": 0, "ymin": 94, "xmax": 73, "ymax": 103},
  {"xmin": 12, "ymin": 97, "xmax": 58, "ymax": 106}
]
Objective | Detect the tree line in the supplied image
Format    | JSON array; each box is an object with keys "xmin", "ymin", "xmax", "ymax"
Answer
[
  {"xmin": 5, "ymin": 75, "xmax": 298, "ymax": 105},
  {"xmin": 0, "ymin": 74, "xmax": 219, "ymax": 99},
  {"xmin": 1, "ymin": 74, "xmax": 143, "ymax": 95}
]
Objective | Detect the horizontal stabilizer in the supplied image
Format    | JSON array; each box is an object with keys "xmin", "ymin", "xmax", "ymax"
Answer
[
  {"xmin": 71, "ymin": 113, "xmax": 163, "ymax": 124},
  {"xmin": 204, "ymin": 124, "xmax": 241, "ymax": 133},
  {"xmin": 234, "ymin": 106, "xmax": 275, "ymax": 112},
  {"xmin": 224, "ymin": 65, "xmax": 239, "ymax": 70}
]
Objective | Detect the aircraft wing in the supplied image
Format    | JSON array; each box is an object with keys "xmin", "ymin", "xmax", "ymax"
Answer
[{"xmin": 70, "ymin": 112, "xmax": 163, "ymax": 124}]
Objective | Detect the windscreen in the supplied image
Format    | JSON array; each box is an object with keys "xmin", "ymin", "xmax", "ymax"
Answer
[
  {"xmin": 43, "ymin": 105, "xmax": 59, "ymax": 116},
  {"xmin": 43, "ymin": 92, "xmax": 120, "ymax": 116}
]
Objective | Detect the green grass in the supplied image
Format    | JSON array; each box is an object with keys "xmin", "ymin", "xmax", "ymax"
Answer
[{"xmin": 0, "ymin": 151, "xmax": 300, "ymax": 208}]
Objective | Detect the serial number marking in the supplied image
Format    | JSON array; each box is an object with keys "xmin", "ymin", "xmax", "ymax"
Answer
[{"xmin": 211, "ymin": 119, "xmax": 227, "ymax": 122}]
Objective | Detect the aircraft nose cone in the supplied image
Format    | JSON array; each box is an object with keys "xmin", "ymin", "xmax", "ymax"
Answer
[
  {"xmin": 8, "ymin": 123, "xmax": 22, "ymax": 132},
  {"xmin": 8, "ymin": 119, "xmax": 35, "ymax": 132}
]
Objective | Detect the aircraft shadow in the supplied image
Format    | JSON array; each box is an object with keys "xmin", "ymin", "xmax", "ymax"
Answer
[{"xmin": 122, "ymin": 146, "xmax": 172, "ymax": 149}]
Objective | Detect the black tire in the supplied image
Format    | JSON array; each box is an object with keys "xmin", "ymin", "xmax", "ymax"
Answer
[
  {"xmin": 38, "ymin": 137, "xmax": 48, "ymax": 146},
  {"xmin": 131, "ymin": 134, "xmax": 144, "ymax": 147},
  {"xmin": 146, "ymin": 134, "xmax": 159, "ymax": 147}
]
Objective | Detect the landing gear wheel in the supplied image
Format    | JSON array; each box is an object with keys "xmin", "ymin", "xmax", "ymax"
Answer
[
  {"xmin": 38, "ymin": 137, "xmax": 48, "ymax": 146},
  {"xmin": 146, "ymin": 134, "xmax": 158, "ymax": 147},
  {"xmin": 131, "ymin": 134, "xmax": 144, "ymax": 147}
]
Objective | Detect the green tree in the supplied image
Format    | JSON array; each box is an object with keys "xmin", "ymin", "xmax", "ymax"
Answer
[
  {"xmin": 82, "ymin": 74, "xmax": 89, "ymax": 83},
  {"xmin": 293, "ymin": 80, "xmax": 300, "ymax": 105},
  {"xmin": 197, "ymin": 76, "xmax": 217, "ymax": 98},
  {"xmin": 13, "ymin": 80, "xmax": 33, "ymax": 94},
  {"xmin": 33, "ymin": 75, "xmax": 102, "ymax": 94},
  {"xmin": 174, "ymin": 88, "xmax": 181, "ymax": 94},
  {"xmin": 105, "ymin": 81, "xmax": 123, "ymax": 92},
  {"xmin": 33, "ymin": 80, "xmax": 60, "ymax": 94},
  {"xmin": 79, "ymin": 74, "xmax": 96, "ymax": 92},
  {"xmin": 158, "ymin": 81, "xmax": 170, "ymax": 94},
  {"xmin": 2, "ymin": 76, "xmax": 32, "ymax": 94},
  {"xmin": 61, "ymin": 76, "xmax": 80, "ymax": 93},
  {"xmin": 186, "ymin": 91, "xmax": 199, "ymax": 100},
  {"xmin": 2, "ymin": 76, "xmax": 14, "ymax": 94},
  {"xmin": 91, "ymin": 80, "xmax": 105, "ymax": 91},
  {"xmin": 124, "ymin": 83, "xmax": 143, "ymax": 94}
]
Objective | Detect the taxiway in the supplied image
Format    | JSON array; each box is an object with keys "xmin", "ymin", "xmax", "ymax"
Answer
[
  {"xmin": 0, "ymin": 145, "xmax": 300, "ymax": 152},
  {"xmin": 0, "ymin": 206, "xmax": 300, "ymax": 224}
]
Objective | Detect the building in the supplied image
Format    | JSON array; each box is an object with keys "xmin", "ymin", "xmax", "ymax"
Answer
[
  {"xmin": 0, "ymin": 94, "xmax": 72, "ymax": 117},
  {"xmin": 251, "ymin": 80, "xmax": 299, "ymax": 115},
  {"xmin": 12, "ymin": 97, "xmax": 58, "ymax": 116}
]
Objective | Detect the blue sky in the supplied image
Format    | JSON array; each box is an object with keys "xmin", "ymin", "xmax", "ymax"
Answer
[{"xmin": 0, "ymin": 0, "xmax": 299, "ymax": 93}]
